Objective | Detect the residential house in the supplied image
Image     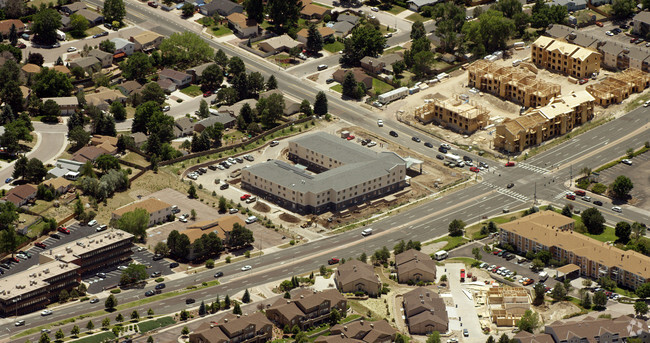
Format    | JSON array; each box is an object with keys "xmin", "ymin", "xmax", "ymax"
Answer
[
  {"xmin": 258, "ymin": 35, "xmax": 304, "ymax": 54},
  {"xmin": 376, "ymin": 53, "xmax": 403, "ymax": 74},
  {"xmin": 406, "ymin": 0, "xmax": 441, "ymax": 11},
  {"xmin": 227, "ymin": 13, "xmax": 259, "ymax": 38},
  {"xmin": 266, "ymin": 289, "xmax": 347, "ymax": 330},
  {"xmin": 200, "ymin": 0, "xmax": 243, "ymax": 16},
  {"xmin": 174, "ymin": 117, "xmax": 195, "ymax": 137},
  {"xmin": 158, "ymin": 69, "xmax": 192, "ymax": 89},
  {"xmin": 189, "ymin": 312, "xmax": 273, "ymax": 343},
  {"xmin": 21, "ymin": 63, "xmax": 40, "ymax": 77},
  {"xmin": 89, "ymin": 49, "xmax": 113, "ymax": 68},
  {"xmin": 335, "ymin": 260, "xmax": 381, "ymax": 296},
  {"xmin": 61, "ymin": 2, "xmax": 87, "ymax": 14},
  {"xmin": 157, "ymin": 78, "xmax": 177, "ymax": 93},
  {"xmin": 41, "ymin": 97, "xmax": 79, "ymax": 115},
  {"xmin": 296, "ymin": 27, "xmax": 335, "ymax": 44},
  {"xmin": 548, "ymin": 0, "xmax": 586, "ymax": 11},
  {"xmin": 315, "ymin": 337, "xmax": 363, "ymax": 343},
  {"xmin": 86, "ymin": 87, "xmax": 127, "ymax": 110},
  {"xmin": 90, "ymin": 135, "xmax": 118, "ymax": 154},
  {"xmin": 332, "ymin": 21, "xmax": 355, "ymax": 38},
  {"xmin": 543, "ymin": 315, "xmax": 650, "ymax": 343},
  {"xmin": 2, "ymin": 184, "xmax": 37, "ymax": 207},
  {"xmin": 130, "ymin": 132, "xmax": 147, "ymax": 148},
  {"xmin": 42, "ymin": 177, "xmax": 72, "ymax": 195},
  {"xmin": 216, "ymin": 99, "xmax": 257, "ymax": 116},
  {"xmin": 111, "ymin": 198, "xmax": 172, "ymax": 227},
  {"xmin": 402, "ymin": 288, "xmax": 448, "ymax": 335},
  {"xmin": 76, "ymin": 9, "xmax": 104, "ymax": 26},
  {"xmin": 71, "ymin": 146, "xmax": 110, "ymax": 163},
  {"xmin": 195, "ymin": 114, "xmax": 236, "ymax": 131},
  {"xmin": 395, "ymin": 249, "xmax": 437, "ymax": 283},
  {"xmin": 513, "ymin": 332, "xmax": 555, "ymax": 343},
  {"xmin": 360, "ymin": 56, "xmax": 385, "ymax": 74},
  {"xmin": 336, "ymin": 14, "xmax": 359, "ymax": 25},
  {"xmin": 69, "ymin": 57, "xmax": 101, "ymax": 74},
  {"xmin": 0, "ymin": 19, "xmax": 25, "ymax": 36},
  {"xmin": 0, "ymin": 50, "xmax": 15, "ymax": 67},
  {"xmin": 186, "ymin": 62, "xmax": 214, "ymax": 83},
  {"xmin": 531, "ymin": 36, "xmax": 601, "ymax": 79},
  {"xmin": 130, "ymin": 31, "xmax": 164, "ymax": 51},
  {"xmin": 329, "ymin": 320, "xmax": 396, "ymax": 343},
  {"xmin": 53, "ymin": 65, "xmax": 71, "ymax": 76},
  {"xmin": 332, "ymin": 68, "xmax": 373, "ymax": 89},
  {"xmin": 111, "ymin": 38, "xmax": 135, "ymax": 56},
  {"xmin": 60, "ymin": 15, "xmax": 72, "ymax": 31},
  {"xmin": 47, "ymin": 159, "xmax": 84, "ymax": 179},
  {"xmin": 300, "ymin": 4, "xmax": 330, "ymax": 19},
  {"xmin": 117, "ymin": 80, "xmax": 143, "ymax": 96},
  {"xmin": 258, "ymin": 90, "xmax": 301, "ymax": 115},
  {"xmin": 633, "ymin": 11, "xmax": 650, "ymax": 37},
  {"xmin": 181, "ymin": 216, "xmax": 246, "ymax": 258}
]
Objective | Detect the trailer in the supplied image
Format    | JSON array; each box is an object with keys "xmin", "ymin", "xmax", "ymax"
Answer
[
  {"xmin": 445, "ymin": 153, "xmax": 462, "ymax": 164},
  {"xmin": 378, "ymin": 86, "xmax": 408, "ymax": 104}
]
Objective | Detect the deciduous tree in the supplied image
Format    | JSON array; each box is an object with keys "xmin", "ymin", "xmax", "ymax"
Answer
[
  {"xmin": 160, "ymin": 32, "xmax": 212, "ymax": 69},
  {"xmin": 32, "ymin": 8, "xmax": 61, "ymax": 45},
  {"xmin": 582, "ymin": 207, "xmax": 605, "ymax": 235},
  {"xmin": 103, "ymin": 0, "xmax": 126, "ymax": 25}
]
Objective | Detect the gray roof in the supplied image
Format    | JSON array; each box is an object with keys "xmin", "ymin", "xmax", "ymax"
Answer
[
  {"xmin": 47, "ymin": 167, "xmax": 68, "ymax": 178},
  {"xmin": 333, "ymin": 21, "xmax": 355, "ymax": 34},
  {"xmin": 202, "ymin": 0, "xmax": 243, "ymax": 15},
  {"xmin": 175, "ymin": 117, "xmax": 194, "ymax": 131},
  {"xmin": 627, "ymin": 46, "xmax": 650, "ymax": 61},
  {"xmin": 77, "ymin": 8, "xmax": 103, "ymax": 22},
  {"xmin": 244, "ymin": 132, "xmax": 405, "ymax": 194},
  {"xmin": 186, "ymin": 62, "xmax": 214, "ymax": 77},
  {"xmin": 89, "ymin": 49, "xmax": 112, "ymax": 59},
  {"xmin": 0, "ymin": 126, "xmax": 4, "ymax": 136},
  {"xmin": 336, "ymin": 14, "xmax": 359, "ymax": 25},
  {"xmin": 70, "ymin": 56, "xmax": 100, "ymax": 69},
  {"xmin": 549, "ymin": 0, "xmax": 586, "ymax": 7},
  {"xmin": 407, "ymin": 0, "xmax": 440, "ymax": 7},
  {"xmin": 197, "ymin": 114, "xmax": 235, "ymax": 127},
  {"xmin": 111, "ymin": 37, "xmax": 133, "ymax": 50},
  {"xmin": 634, "ymin": 11, "xmax": 650, "ymax": 24},
  {"xmin": 599, "ymin": 41, "xmax": 626, "ymax": 55}
]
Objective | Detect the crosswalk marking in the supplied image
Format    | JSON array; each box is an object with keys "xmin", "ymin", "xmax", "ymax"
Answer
[
  {"xmin": 517, "ymin": 162, "xmax": 550, "ymax": 174},
  {"xmin": 483, "ymin": 183, "xmax": 530, "ymax": 202}
]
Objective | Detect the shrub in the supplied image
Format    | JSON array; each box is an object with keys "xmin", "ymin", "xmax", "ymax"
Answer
[
  {"xmin": 206, "ymin": 259, "xmax": 215, "ymax": 268},
  {"xmin": 110, "ymin": 289, "xmax": 121, "ymax": 294},
  {"xmin": 592, "ymin": 183, "xmax": 607, "ymax": 194}
]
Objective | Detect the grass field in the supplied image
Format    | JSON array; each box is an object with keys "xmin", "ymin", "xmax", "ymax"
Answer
[
  {"xmin": 180, "ymin": 85, "xmax": 202, "ymax": 97},
  {"xmin": 583, "ymin": 226, "xmax": 617, "ymax": 242},
  {"xmin": 425, "ymin": 235, "xmax": 469, "ymax": 251},
  {"xmin": 323, "ymin": 41, "xmax": 344, "ymax": 53},
  {"xmin": 138, "ymin": 316, "xmax": 176, "ymax": 333},
  {"xmin": 211, "ymin": 25, "xmax": 233, "ymax": 37},
  {"xmin": 313, "ymin": 1, "xmax": 333, "ymax": 8},
  {"xmin": 120, "ymin": 152, "xmax": 149, "ymax": 168},
  {"xmin": 372, "ymin": 78, "xmax": 394, "ymax": 96},
  {"xmin": 330, "ymin": 84, "xmax": 342, "ymax": 93},
  {"xmin": 69, "ymin": 331, "xmax": 116, "ymax": 343},
  {"xmin": 386, "ymin": 5, "xmax": 407, "ymax": 15},
  {"xmin": 405, "ymin": 12, "xmax": 427, "ymax": 22}
]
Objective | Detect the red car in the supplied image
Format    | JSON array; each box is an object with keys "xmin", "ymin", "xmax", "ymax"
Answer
[
  {"xmin": 574, "ymin": 190, "xmax": 586, "ymax": 196},
  {"xmin": 328, "ymin": 258, "xmax": 340, "ymax": 265},
  {"xmin": 16, "ymin": 43, "xmax": 26, "ymax": 49},
  {"xmin": 469, "ymin": 166, "xmax": 479, "ymax": 173},
  {"xmin": 346, "ymin": 135, "xmax": 355, "ymax": 140},
  {"xmin": 203, "ymin": 91, "xmax": 212, "ymax": 97},
  {"xmin": 8, "ymin": 257, "xmax": 19, "ymax": 263},
  {"xmin": 505, "ymin": 161, "xmax": 515, "ymax": 167},
  {"xmin": 631, "ymin": 38, "xmax": 637, "ymax": 43},
  {"xmin": 240, "ymin": 194, "xmax": 251, "ymax": 201},
  {"xmin": 566, "ymin": 194, "xmax": 576, "ymax": 200},
  {"xmin": 595, "ymin": 21, "xmax": 603, "ymax": 27},
  {"xmin": 58, "ymin": 226, "xmax": 70, "ymax": 234},
  {"xmin": 35, "ymin": 242, "xmax": 46, "ymax": 248},
  {"xmin": 493, "ymin": 249, "xmax": 502, "ymax": 255}
]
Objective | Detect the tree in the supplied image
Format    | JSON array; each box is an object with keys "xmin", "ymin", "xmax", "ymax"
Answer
[
  {"xmin": 517, "ymin": 310, "xmax": 539, "ymax": 333},
  {"xmin": 532, "ymin": 283, "xmax": 545, "ymax": 305},
  {"xmin": 105, "ymin": 294, "xmax": 117, "ymax": 310},
  {"xmin": 160, "ymin": 32, "xmax": 212, "ymax": 69},
  {"xmin": 314, "ymin": 91, "xmax": 328, "ymax": 115},
  {"xmin": 39, "ymin": 332, "xmax": 51, "ymax": 343},
  {"xmin": 242, "ymin": 289, "xmax": 251, "ymax": 303},
  {"xmin": 329, "ymin": 308, "xmax": 341, "ymax": 325},
  {"xmin": 581, "ymin": 291, "xmax": 592, "ymax": 309},
  {"xmin": 181, "ymin": 2, "xmax": 195, "ymax": 17},
  {"xmin": 233, "ymin": 302, "xmax": 242, "ymax": 315},
  {"xmin": 181, "ymin": 326, "xmax": 190, "ymax": 336},
  {"xmin": 248, "ymin": 72, "xmax": 265, "ymax": 96},
  {"xmin": 116, "ymin": 313, "xmax": 124, "ymax": 322},
  {"xmin": 27, "ymin": 52, "xmax": 44, "ymax": 66},
  {"xmin": 494, "ymin": 0, "xmax": 523, "ymax": 18},
  {"xmin": 306, "ymin": 24, "xmax": 323, "ymax": 53},
  {"xmin": 632, "ymin": 222, "xmax": 647, "ymax": 241},
  {"xmin": 214, "ymin": 49, "xmax": 228, "ymax": 68},
  {"xmin": 104, "ymin": 0, "xmax": 126, "ymax": 25},
  {"xmin": 582, "ymin": 207, "xmax": 605, "ymax": 235},
  {"xmin": 70, "ymin": 13, "xmax": 89, "ymax": 37},
  {"xmin": 188, "ymin": 184, "xmax": 197, "ymax": 198},
  {"xmin": 448, "ymin": 219, "xmax": 465, "ymax": 237},
  {"xmin": 32, "ymin": 8, "xmax": 62, "ymax": 45},
  {"xmin": 340, "ymin": 24, "xmax": 386, "ymax": 65},
  {"xmin": 392, "ymin": 60, "xmax": 406, "ymax": 76},
  {"xmin": 110, "ymin": 101, "xmax": 127, "ymax": 121},
  {"xmin": 462, "ymin": 10, "xmax": 514, "ymax": 55},
  {"xmin": 637, "ymin": 283, "xmax": 650, "ymax": 298},
  {"xmin": 42, "ymin": 99, "xmax": 61, "ymax": 120},
  {"xmin": 55, "ymin": 329, "xmax": 64, "ymax": 340},
  {"xmin": 26, "ymin": 158, "xmax": 47, "ymax": 183},
  {"xmin": 342, "ymin": 71, "xmax": 359, "ymax": 99},
  {"xmin": 141, "ymin": 82, "xmax": 166, "ymax": 105},
  {"xmin": 197, "ymin": 99, "xmax": 210, "ymax": 119},
  {"xmin": 100, "ymin": 39, "xmax": 116, "ymax": 53},
  {"xmin": 12, "ymin": 156, "xmax": 28, "ymax": 180},
  {"xmin": 69, "ymin": 126, "xmax": 91, "ymax": 151},
  {"xmin": 1, "ymin": 80, "xmax": 23, "ymax": 113},
  {"xmin": 267, "ymin": 0, "xmax": 300, "ymax": 31},
  {"xmin": 120, "ymin": 264, "xmax": 147, "ymax": 285},
  {"xmin": 202, "ymin": 64, "xmax": 223, "ymax": 91},
  {"xmin": 228, "ymin": 223, "xmax": 254, "ymax": 247},
  {"xmin": 148, "ymin": 337, "xmax": 154, "ymax": 343},
  {"xmin": 245, "ymin": 0, "xmax": 264, "ymax": 23},
  {"xmin": 115, "ymin": 208, "xmax": 149, "ymax": 241},
  {"xmin": 95, "ymin": 154, "xmax": 120, "ymax": 172},
  {"xmin": 8, "ymin": 25, "xmax": 19, "ymax": 47},
  {"xmin": 266, "ymin": 75, "xmax": 278, "ymax": 90},
  {"xmin": 154, "ymin": 242, "xmax": 170, "ymax": 256},
  {"xmin": 411, "ymin": 20, "xmax": 426, "ymax": 40},
  {"xmin": 131, "ymin": 310, "xmax": 140, "ymax": 321},
  {"xmin": 148, "ymin": 308, "xmax": 154, "ymax": 317},
  {"xmin": 121, "ymin": 52, "xmax": 153, "ymax": 82},
  {"xmin": 593, "ymin": 290, "xmax": 607, "ymax": 308},
  {"xmin": 615, "ymin": 221, "xmax": 632, "ymax": 243},
  {"xmin": 102, "ymin": 317, "xmax": 110, "ymax": 329},
  {"xmin": 199, "ymin": 301, "xmax": 206, "ymax": 316},
  {"xmin": 86, "ymin": 320, "xmax": 94, "ymax": 332},
  {"xmin": 562, "ymin": 204, "xmax": 573, "ymax": 217},
  {"xmin": 635, "ymin": 301, "xmax": 648, "ymax": 317},
  {"xmin": 32, "ymin": 68, "xmax": 74, "ymax": 98},
  {"xmin": 256, "ymin": 93, "xmax": 285, "ymax": 127},
  {"xmin": 612, "ymin": 0, "xmax": 635, "ymax": 18},
  {"xmin": 71, "ymin": 325, "xmax": 80, "ymax": 337},
  {"xmin": 472, "ymin": 247, "xmax": 482, "ymax": 260},
  {"xmin": 610, "ymin": 175, "xmax": 633, "ymax": 199}
]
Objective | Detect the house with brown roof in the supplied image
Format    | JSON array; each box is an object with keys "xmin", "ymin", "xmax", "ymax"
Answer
[
  {"xmin": 174, "ymin": 117, "xmax": 195, "ymax": 137},
  {"xmin": 2, "ymin": 184, "xmax": 37, "ymax": 207},
  {"xmin": 266, "ymin": 289, "xmax": 347, "ymax": 330},
  {"xmin": 117, "ymin": 80, "xmax": 143, "ymax": 96},
  {"xmin": 544, "ymin": 315, "xmax": 650, "ymax": 343},
  {"xmin": 130, "ymin": 31, "xmax": 164, "ymax": 51},
  {"xmin": 180, "ymin": 215, "xmax": 245, "ymax": 259},
  {"xmin": 395, "ymin": 249, "xmax": 437, "ymax": 284},
  {"xmin": 130, "ymin": 132, "xmax": 148, "ymax": 148},
  {"xmin": 89, "ymin": 49, "xmax": 113, "ymax": 68},
  {"xmin": 42, "ymin": 177, "xmax": 72, "ymax": 195},
  {"xmin": 513, "ymin": 331, "xmax": 555, "ymax": 343},
  {"xmin": 259, "ymin": 35, "xmax": 304, "ymax": 54},
  {"xmin": 227, "ymin": 13, "xmax": 259, "ymax": 38},
  {"xmin": 329, "ymin": 320, "xmax": 396, "ymax": 343},
  {"xmin": 111, "ymin": 198, "xmax": 172, "ymax": 227},
  {"xmin": 71, "ymin": 146, "xmax": 110, "ymax": 163},
  {"xmin": 61, "ymin": 2, "xmax": 87, "ymax": 14},
  {"xmin": 41, "ymin": 97, "xmax": 79, "ymax": 115},
  {"xmin": 86, "ymin": 87, "xmax": 127, "ymax": 111},
  {"xmin": 296, "ymin": 27, "xmax": 335, "ymax": 44},
  {"xmin": 69, "ymin": 56, "xmax": 101, "ymax": 74},
  {"xmin": 402, "ymin": 287, "xmax": 448, "ymax": 335},
  {"xmin": 90, "ymin": 135, "xmax": 118, "ymax": 154},
  {"xmin": 157, "ymin": 78, "xmax": 177, "ymax": 93},
  {"xmin": 21, "ymin": 63, "xmax": 41, "ymax": 77},
  {"xmin": 53, "ymin": 65, "xmax": 71, "ymax": 75},
  {"xmin": 300, "ymin": 3, "xmax": 330, "ymax": 19},
  {"xmin": 332, "ymin": 68, "xmax": 373, "ymax": 90},
  {"xmin": 335, "ymin": 260, "xmax": 381, "ymax": 296},
  {"xmin": 189, "ymin": 312, "xmax": 273, "ymax": 343},
  {"xmin": 76, "ymin": 8, "xmax": 104, "ymax": 26},
  {"xmin": 158, "ymin": 69, "xmax": 192, "ymax": 89},
  {"xmin": 0, "ymin": 19, "xmax": 25, "ymax": 36},
  {"xmin": 217, "ymin": 99, "xmax": 257, "ymax": 117},
  {"xmin": 186, "ymin": 62, "xmax": 214, "ymax": 83},
  {"xmin": 499, "ymin": 211, "xmax": 650, "ymax": 289}
]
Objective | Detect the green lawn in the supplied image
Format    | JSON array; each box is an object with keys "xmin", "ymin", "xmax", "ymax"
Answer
[
  {"xmin": 372, "ymin": 78, "xmax": 394, "ymax": 96},
  {"xmin": 211, "ymin": 25, "xmax": 233, "ymax": 37},
  {"xmin": 330, "ymin": 84, "xmax": 342, "ymax": 93},
  {"xmin": 386, "ymin": 5, "xmax": 407, "ymax": 15},
  {"xmin": 138, "ymin": 316, "xmax": 176, "ymax": 333},
  {"xmin": 384, "ymin": 46, "xmax": 404, "ymax": 54},
  {"xmin": 180, "ymin": 85, "xmax": 202, "ymax": 97},
  {"xmin": 583, "ymin": 226, "xmax": 617, "ymax": 243},
  {"xmin": 323, "ymin": 41, "xmax": 344, "ymax": 53},
  {"xmin": 425, "ymin": 235, "xmax": 469, "ymax": 251},
  {"xmin": 405, "ymin": 12, "xmax": 428, "ymax": 23},
  {"xmin": 68, "ymin": 332, "xmax": 116, "ymax": 343},
  {"xmin": 313, "ymin": 1, "xmax": 333, "ymax": 8}
]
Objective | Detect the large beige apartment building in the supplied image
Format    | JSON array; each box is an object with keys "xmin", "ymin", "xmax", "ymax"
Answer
[
  {"xmin": 531, "ymin": 36, "xmax": 602, "ymax": 79},
  {"xmin": 414, "ymin": 96, "xmax": 490, "ymax": 135},
  {"xmin": 494, "ymin": 91, "xmax": 595, "ymax": 153},
  {"xmin": 241, "ymin": 132, "xmax": 407, "ymax": 214},
  {"xmin": 486, "ymin": 287, "xmax": 531, "ymax": 326},
  {"xmin": 111, "ymin": 198, "xmax": 172, "ymax": 227},
  {"xmin": 499, "ymin": 211, "xmax": 650, "ymax": 289},
  {"xmin": 468, "ymin": 60, "xmax": 561, "ymax": 108}
]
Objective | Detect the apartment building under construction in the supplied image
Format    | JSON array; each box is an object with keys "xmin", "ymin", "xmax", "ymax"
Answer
[
  {"xmin": 494, "ymin": 91, "xmax": 595, "ymax": 153},
  {"xmin": 486, "ymin": 287, "xmax": 531, "ymax": 326},
  {"xmin": 531, "ymin": 36, "xmax": 602, "ymax": 79},
  {"xmin": 468, "ymin": 60, "xmax": 561, "ymax": 108},
  {"xmin": 414, "ymin": 96, "xmax": 490, "ymax": 134},
  {"xmin": 586, "ymin": 68, "xmax": 650, "ymax": 107}
]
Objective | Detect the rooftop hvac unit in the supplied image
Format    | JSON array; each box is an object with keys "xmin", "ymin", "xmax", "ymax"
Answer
[
  {"xmin": 29, "ymin": 273, "xmax": 35, "ymax": 278},
  {"xmin": 89, "ymin": 239, "xmax": 94, "ymax": 243},
  {"xmin": 43, "ymin": 268, "xmax": 49, "ymax": 273}
]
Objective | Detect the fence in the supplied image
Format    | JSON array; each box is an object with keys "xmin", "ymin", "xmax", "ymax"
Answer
[
  {"xmin": 237, "ymin": 32, "xmax": 277, "ymax": 58},
  {"xmin": 118, "ymin": 159, "xmax": 146, "ymax": 170}
]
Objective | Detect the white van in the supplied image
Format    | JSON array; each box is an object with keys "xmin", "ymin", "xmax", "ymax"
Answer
[
  {"xmin": 434, "ymin": 250, "xmax": 448, "ymax": 260},
  {"xmin": 245, "ymin": 216, "xmax": 257, "ymax": 224},
  {"xmin": 361, "ymin": 228, "xmax": 373, "ymax": 236}
]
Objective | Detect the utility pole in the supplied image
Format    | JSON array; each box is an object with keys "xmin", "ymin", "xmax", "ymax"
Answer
[
  {"xmin": 534, "ymin": 182, "xmax": 537, "ymax": 205},
  {"xmin": 570, "ymin": 165, "xmax": 573, "ymax": 187}
]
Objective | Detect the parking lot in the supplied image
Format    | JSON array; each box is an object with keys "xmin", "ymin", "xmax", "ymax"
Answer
[
  {"xmin": 580, "ymin": 20, "xmax": 648, "ymax": 47},
  {"xmin": 594, "ymin": 152, "xmax": 650, "ymax": 210}
]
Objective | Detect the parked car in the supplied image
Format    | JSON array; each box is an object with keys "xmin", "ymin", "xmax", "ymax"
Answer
[
  {"xmin": 41, "ymin": 309, "xmax": 53, "ymax": 316},
  {"xmin": 240, "ymin": 194, "xmax": 251, "ymax": 201},
  {"xmin": 145, "ymin": 290, "xmax": 155, "ymax": 297},
  {"xmin": 185, "ymin": 298, "xmax": 195, "ymax": 304},
  {"xmin": 593, "ymin": 200, "xmax": 603, "ymax": 206},
  {"xmin": 507, "ymin": 183, "xmax": 514, "ymax": 188},
  {"xmin": 153, "ymin": 254, "xmax": 164, "ymax": 261},
  {"xmin": 220, "ymin": 183, "xmax": 229, "ymax": 190},
  {"xmin": 15, "ymin": 320, "xmax": 25, "ymax": 326},
  {"xmin": 436, "ymin": 154, "xmax": 444, "ymax": 160},
  {"xmin": 622, "ymin": 159, "xmax": 632, "ymax": 165},
  {"xmin": 67, "ymin": 47, "xmax": 77, "ymax": 52},
  {"xmin": 58, "ymin": 226, "xmax": 70, "ymax": 234},
  {"xmin": 88, "ymin": 219, "xmax": 97, "ymax": 226},
  {"xmin": 328, "ymin": 258, "xmax": 340, "ymax": 265},
  {"xmin": 411, "ymin": 136, "xmax": 421, "ymax": 142},
  {"xmin": 35, "ymin": 242, "xmax": 46, "ymax": 248},
  {"xmin": 203, "ymin": 91, "xmax": 212, "ymax": 97},
  {"xmin": 155, "ymin": 283, "xmax": 166, "ymax": 290},
  {"xmin": 90, "ymin": 298, "xmax": 99, "ymax": 304},
  {"xmin": 170, "ymin": 262, "xmax": 179, "ymax": 268},
  {"xmin": 612, "ymin": 206, "xmax": 622, "ymax": 213},
  {"xmin": 151, "ymin": 271, "xmax": 161, "ymax": 278},
  {"xmin": 96, "ymin": 272, "xmax": 107, "ymax": 278},
  {"xmin": 424, "ymin": 142, "xmax": 433, "ymax": 148},
  {"xmin": 470, "ymin": 166, "xmax": 479, "ymax": 172}
]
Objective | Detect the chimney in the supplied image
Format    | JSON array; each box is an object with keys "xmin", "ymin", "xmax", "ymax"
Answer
[
  {"xmin": 341, "ymin": 333, "xmax": 345, "ymax": 338},
  {"xmin": 360, "ymin": 320, "xmax": 364, "ymax": 325},
  {"xmin": 225, "ymin": 318, "xmax": 228, "ymax": 323},
  {"xmin": 370, "ymin": 323, "xmax": 374, "ymax": 328}
]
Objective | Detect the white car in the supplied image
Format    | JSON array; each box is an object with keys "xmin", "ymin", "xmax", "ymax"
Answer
[
  {"xmin": 377, "ymin": 119, "xmax": 383, "ymax": 127},
  {"xmin": 606, "ymin": 31, "xmax": 613, "ymax": 36},
  {"xmin": 88, "ymin": 219, "xmax": 97, "ymax": 226},
  {"xmin": 67, "ymin": 47, "xmax": 77, "ymax": 52},
  {"xmin": 612, "ymin": 206, "xmax": 622, "ymax": 213},
  {"xmin": 41, "ymin": 309, "xmax": 53, "ymax": 316},
  {"xmin": 162, "ymin": 105, "xmax": 170, "ymax": 112},
  {"xmin": 367, "ymin": 141, "xmax": 377, "ymax": 147},
  {"xmin": 217, "ymin": 165, "xmax": 225, "ymax": 170},
  {"xmin": 117, "ymin": 265, "xmax": 128, "ymax": 271},
  {"xmin": 622, "ymin": 159, "xmax": 632, "ymax": 165},
  {"xmin": 371, "ymin": 6, "xmax": 378, "ymax": 11},
  {"xmin": 241, "ymin": 265, "xmax": 252, "ymax": 271}
]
